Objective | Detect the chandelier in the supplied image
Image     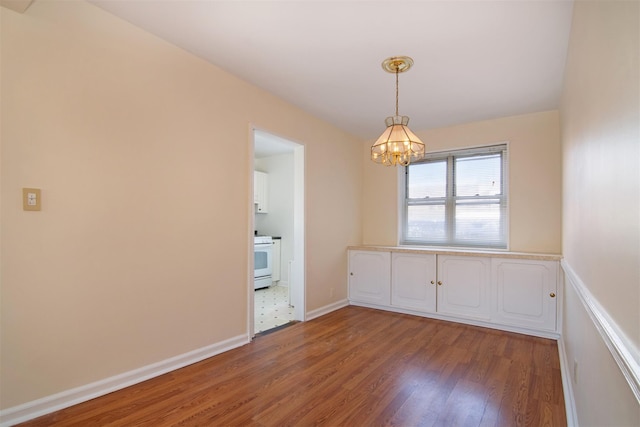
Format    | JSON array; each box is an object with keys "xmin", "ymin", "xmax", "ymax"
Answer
[{"xmin": 371, "ymin": 56, "xmax": 425, "ymax": 166}]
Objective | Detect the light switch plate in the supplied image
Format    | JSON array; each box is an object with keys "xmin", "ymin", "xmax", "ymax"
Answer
[{"xmin": 22, "ymin": 188, "xmax": 41, "ymax": 211}]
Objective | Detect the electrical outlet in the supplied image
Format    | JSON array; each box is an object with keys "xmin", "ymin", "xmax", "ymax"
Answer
[{"xmin": 573, "ymin": 359, "xmax": 578, "ymax": 384}]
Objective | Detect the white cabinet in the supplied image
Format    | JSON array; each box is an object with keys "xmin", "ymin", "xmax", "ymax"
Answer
[
  {"xmin": 253, "ymin": 171, "xmax": 268, "ymax": 213},
  {"xmin": 391, "ymin": 253, "xmax": 437, "ymax": 313},
  {"xmin": 348, "ymin": 250, "xmax": 391, "ymax": 305},
  {"xmin": 347, "ymin": 249, "xmax": 559, "ymax": 337},
  {"xmin": 437, "ymin": 255, "xmax": 491, "ymax": 321},
  {"xmin": 491, "ymin": 258, "xmax": 558, "ymax": 331},
  {"xmin": 272, "ymin": 239, "xmax": 281, "ymax": 283},
  {"xmin": 390, "ymin": 253, "xmax": 490, "ymax": 320}
]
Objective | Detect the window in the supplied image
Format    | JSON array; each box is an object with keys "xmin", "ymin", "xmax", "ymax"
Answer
[{"xmin": 402, "ymin": 144, "xmax": 508, "ymax": 249}]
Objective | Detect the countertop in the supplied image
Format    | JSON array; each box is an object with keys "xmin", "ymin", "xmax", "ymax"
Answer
[{"xmin": 347, "ymin": 245, "xmax": 562, "ymax": 261}]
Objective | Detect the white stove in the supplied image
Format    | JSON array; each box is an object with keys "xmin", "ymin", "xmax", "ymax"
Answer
[{"xmin": 254, "ymin": 235, "xmax": 273, "ymax": 289}]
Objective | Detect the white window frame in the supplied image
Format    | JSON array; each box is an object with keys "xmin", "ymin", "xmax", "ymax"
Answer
[{"xmin": 399, "ymin": 143, "xmax": 509, "ymax": 250}]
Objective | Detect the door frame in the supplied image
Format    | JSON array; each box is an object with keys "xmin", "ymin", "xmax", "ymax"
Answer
[{"xmin": 248, "ymin": 125, "xmax": 305, "ymax": 338}]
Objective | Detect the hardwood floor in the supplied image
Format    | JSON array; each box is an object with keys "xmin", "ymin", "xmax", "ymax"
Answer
[{"xmin": 19, "ymin": 306, "xmax": 566, "ymax": 426}]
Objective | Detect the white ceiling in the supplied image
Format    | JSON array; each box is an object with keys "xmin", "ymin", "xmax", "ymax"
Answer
[{"xmin": 89, "ymin": 0, "xmax": 574, "ymax": 141}]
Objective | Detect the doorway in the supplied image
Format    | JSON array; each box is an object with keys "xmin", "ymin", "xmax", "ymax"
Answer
[{"xmin": 251, "ymin": 129, "xmax": 305, "ymax": 336}]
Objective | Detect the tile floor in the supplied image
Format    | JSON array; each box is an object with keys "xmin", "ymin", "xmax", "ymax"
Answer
[{"xmin": 254, "ymin": 285, "xmax": 295, "ymax": 333}]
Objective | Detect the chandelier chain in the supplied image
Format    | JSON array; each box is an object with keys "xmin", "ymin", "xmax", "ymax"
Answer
[{"xmin": 395, "ymin": 69, "xmax": 399, "ymax": 116}]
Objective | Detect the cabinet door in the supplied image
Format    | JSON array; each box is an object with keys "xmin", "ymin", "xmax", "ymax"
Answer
[
  {"xmin": 391, "ymin": 253, "xmax": 437, "ymax": 312},
  {"xmin": 254, "ymin": 171, "xmax": 268, "ymax": 213},
  {"xmin": 492, "ymin": 258, "xmax": 557, "ymax": 331},
  {"xmin": 437, "ymin": 255, "xmax": 491, "ymax": 320},
  {"xmin": 348, "ymin": 251, "xmax": 390, "ymax": 305}
]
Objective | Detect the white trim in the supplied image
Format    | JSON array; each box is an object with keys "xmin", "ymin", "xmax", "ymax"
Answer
[
  {"xmin": 397, "ymin": 165, "xmax": 406, "ymax": 246},
  {"xmin": 248, "ymin": 125, "xmax": 257, "ymax": 338},
  {"xmin": 502, "ymin": 141, "xmax": 510, "ymax": 252},
  {"xmin": 306, "ymin": 299, "xmax": 349, "ymax": 321},
  {"xmin": 0, "ymin": 335, "xmax": 249, "ymax": 427},
  {"xmin": 557, "ymin": 338, "xmax": 579, "ymax": 426},
  {"xmin": 561, "ymin": 259, "xmax": 640, "ymax": 404},
  {"xmin": 292, "ymin": 144, "xmax": 306, "ymax": 322}
]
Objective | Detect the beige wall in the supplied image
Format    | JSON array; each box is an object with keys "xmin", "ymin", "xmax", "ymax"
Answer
[
  {"xmin": 0, "ymin": 0, "xmax": 362, "ymax": 409},
  {"xmin": 560, "ymin": 0, "xmax": 639, "ymax": 424},
  {"xmin": 362, "ymin": 110, "xmax": 562, "ymax": 254}
]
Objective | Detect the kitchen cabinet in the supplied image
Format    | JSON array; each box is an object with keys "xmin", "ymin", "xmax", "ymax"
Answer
[
  {"xmin": 272, "ymin": 239, "xmax": 281, "ymax": 283},
  {"xmin": 348, "ymin": 250, "xmax": 390, "ymax": 306},
  {"xmin": 254, "ymin": 171, "xmax": 268, "ymax": 213},
  {"xmin": 391, "ymin": 252, "xmax": 437, "ymax": 313},
  {"xmin": 491, "ymin": 258, "xmax": 557, "ymax": 331},
  {"xmin": 437, "ymin": 255, "xmax": 491, "ymax": 321}
]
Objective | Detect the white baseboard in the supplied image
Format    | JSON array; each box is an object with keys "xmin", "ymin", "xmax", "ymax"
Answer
[
  {"xmin": 561, "ymin": 260, "xmax": 640, "ymax": 404},
  {"xmin": 306, "ymin": 299, "xmax": 349, "ymax": 320},
  {"xmin": 557, "ymin": 337, "xmax": 579, "ymax": 426},
  {"xmin": 348, "ymin": 301, "xmax": 561, "ymax": 340},
  {"xmin": 0, "ymin": 334, "xmax": 249, "ymax": 427}
]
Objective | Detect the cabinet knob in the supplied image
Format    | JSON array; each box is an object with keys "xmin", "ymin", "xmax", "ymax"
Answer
[
  {"xmin": 350, "ymin": 272, "xmax": 353, "ymax": 276},
  {"xmin": 550, "ymin": 292, "xmax": 556, "ymax": 298},
  {"xmin": 437, "ymin": 281, "xmax": 443, "ymax": 286},
  {"xmin": 430, "ymin": 280, "xmax": 435, "ymax": 285}
]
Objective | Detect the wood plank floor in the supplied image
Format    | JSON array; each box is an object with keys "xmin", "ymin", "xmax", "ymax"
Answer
[{"xmin": 19, "ymin": 306, "xmax": 566, "ymax": 426}]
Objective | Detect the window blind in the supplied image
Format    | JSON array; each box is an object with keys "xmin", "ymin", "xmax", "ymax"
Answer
[{"xmin": 402, "ymin": 144, "xmax": 508, "ymax": 249}]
